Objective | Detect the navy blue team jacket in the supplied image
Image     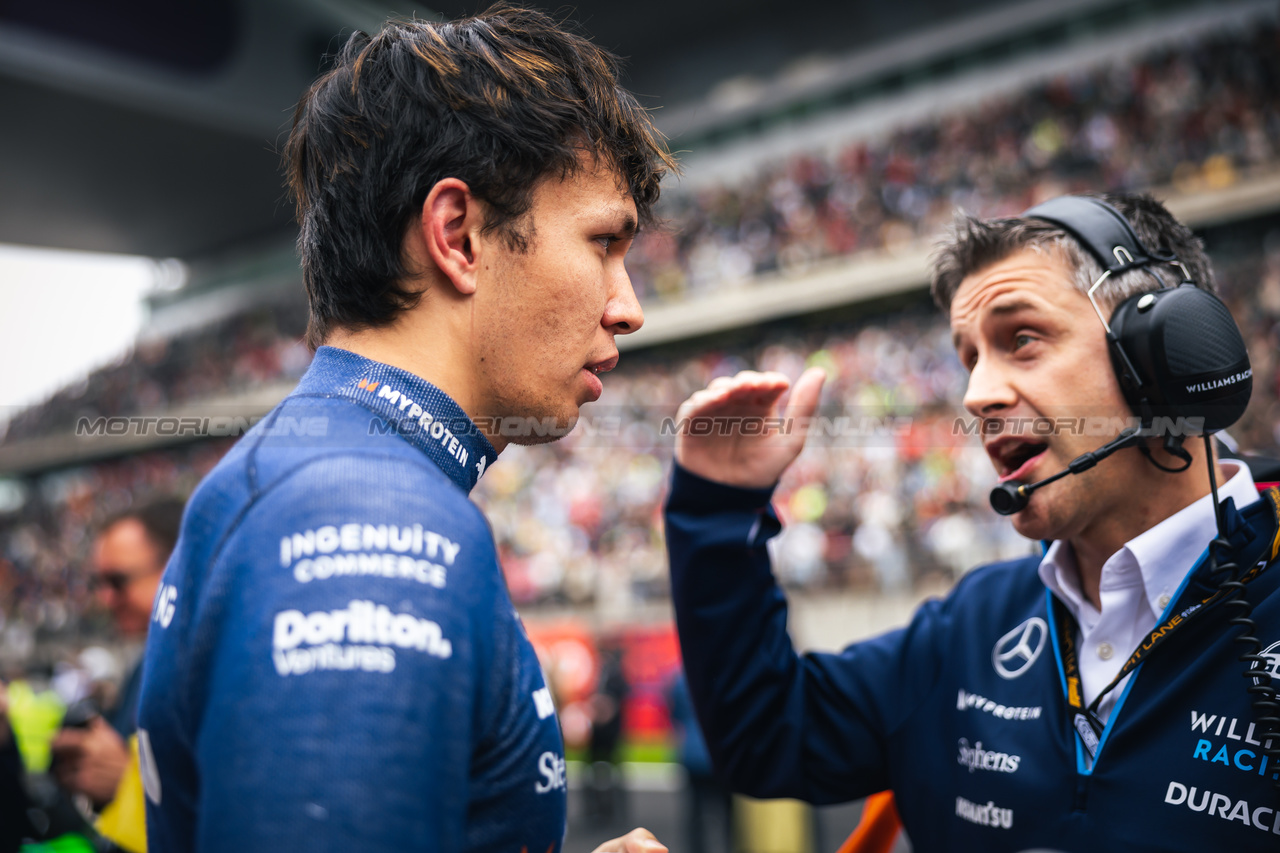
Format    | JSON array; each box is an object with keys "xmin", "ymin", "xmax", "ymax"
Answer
[
  {"xmin": 136, "ymin": 347, "xmax": 567, "ymax": 852},
  {"xmin": 666, "ymin": 463, "xmax": 1280, "ymax": 852}
]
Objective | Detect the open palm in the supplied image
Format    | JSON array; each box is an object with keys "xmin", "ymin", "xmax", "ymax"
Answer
[{"xmin": 673, "ymin": 367, "xmax": 826, "ymax": 489}]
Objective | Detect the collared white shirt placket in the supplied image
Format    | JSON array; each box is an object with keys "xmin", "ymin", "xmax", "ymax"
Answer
[{"xmin": 1039, "ymin": 460, "xmax": 1259, "ymax": 741}]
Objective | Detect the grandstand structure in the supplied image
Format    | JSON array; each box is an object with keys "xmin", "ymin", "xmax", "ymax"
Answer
[{"xmin": 3, "ymin": 0, "xmax": 1280, "ymax": 660}]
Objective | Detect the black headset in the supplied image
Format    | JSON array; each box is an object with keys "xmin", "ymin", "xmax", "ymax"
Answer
[
  {"xmin": 1020, "ymin": 195, "xmax": 1252, "ymax": 445},
  {"xmin": 1019, "ymin": 196, "xmax": 1280, "ymax": 794}
]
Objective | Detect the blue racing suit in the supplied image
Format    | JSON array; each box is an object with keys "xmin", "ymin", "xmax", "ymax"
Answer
[
  {"xmin": 137, "ymin": 346, "xmax": 567, "ymax": 852},
  {"xmin": 666, "ymin": 463, "xmax": 1280, "ymax": 852}
]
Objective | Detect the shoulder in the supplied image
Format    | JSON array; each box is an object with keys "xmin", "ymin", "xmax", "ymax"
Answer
[
  {"xmin": 954, "ymin": 554, "xmax": 1044, "ymax": 592},
  {"xmin": 188, "ymin": 448, "xmax": 502, "ymax": 669},
  {"xmin": 245, "ymin": 451, "xmax": 494, "ymax": 560},
  {"xmin": 187, "ymin": 443, "xmax": 498, "ymax": 605},
  {"xmin": 197, "ymin": 434, "xmax": 488, "ymax": 534}
]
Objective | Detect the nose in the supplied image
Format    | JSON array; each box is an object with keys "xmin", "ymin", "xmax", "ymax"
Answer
[
  {"xmin": 962, "ymin": 352, "xmax": 1018, "ymax": 418},
  {"xmin": 602, "ymin": 262, "xmax": 644, "ymax": 336}
]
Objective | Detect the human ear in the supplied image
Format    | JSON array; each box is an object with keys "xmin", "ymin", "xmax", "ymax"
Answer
[{"xmin": 420, "ymin": 178, "xmax": 481, "ymax": 296}]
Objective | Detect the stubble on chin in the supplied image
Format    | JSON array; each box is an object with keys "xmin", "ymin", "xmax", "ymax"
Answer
[
  {"xmin": 490, "ymin": 392, "xmax": 581, "ymax": 447},
  {"xmin": 1010, "ymin": 469, "xmax": 1097, "ymax": 545},
  {"xmin": 1011, "ymin": 506, "xmax": 1053, "ymax": 543}
]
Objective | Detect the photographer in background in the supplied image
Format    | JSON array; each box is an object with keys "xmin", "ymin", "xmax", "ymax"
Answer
[{"xmin": 51, "ymin": 499, "xmax": 183, "ymax": 810}]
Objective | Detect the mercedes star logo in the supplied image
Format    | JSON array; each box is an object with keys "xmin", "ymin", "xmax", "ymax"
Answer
[
  {"xmin": 993, "ymin": 617, "xmax": 1048, "ymax": 680},
  {"xmin": 1253, "ymin": 640, "xmax": 1280, "ymax": 687}
]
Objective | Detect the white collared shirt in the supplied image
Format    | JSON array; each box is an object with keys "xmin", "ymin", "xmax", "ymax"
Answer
[{"xmin": 1038, "ymin": 460, "xmax": 1258, "ymax": 728}]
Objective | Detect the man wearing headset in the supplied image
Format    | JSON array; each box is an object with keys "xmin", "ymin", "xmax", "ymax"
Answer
[
  {"xmin": 136, "ymin": 7, "xmax": 674, "ymax": 852},
  {"xmin": 666, "ymin": 192, "xmax": 1280, "ymax": 851}
]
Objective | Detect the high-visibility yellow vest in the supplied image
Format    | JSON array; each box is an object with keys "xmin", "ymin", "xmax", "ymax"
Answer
[{"xmin": 95, "ymin": 735, "xmax": 146, "ymax": 853}]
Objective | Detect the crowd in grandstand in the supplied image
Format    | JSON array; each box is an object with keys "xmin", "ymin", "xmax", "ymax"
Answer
[
  {"xmin": 6, "ymin": 240, "xmax": 1280, "ymax": 645},
  {"xmin": 0, "ymin": 307, "xmax": 1011, "ymax": 655},
  {"xmin": 627, "ymin": 19, "xmax": 1280, "ymax": 302},
  {"xmin": 476, "ymin": 235, "xmax": 1280, "ymax": 606},
  {"xmin": 4, "ymin": 15, "xmax": 1280, "ymax": 654},
  {"xmin": 4, "ymin": 18, "xmax": 1279, "ymax": 443},
  {"xmin": 0, "ymin": 301, "xmax": 311, "ymax": 444}
]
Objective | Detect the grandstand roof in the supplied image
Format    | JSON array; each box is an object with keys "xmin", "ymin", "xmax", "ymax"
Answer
[{"xmin": 0, "ymin": 0, "xmax": 1031, "ymax": 260}]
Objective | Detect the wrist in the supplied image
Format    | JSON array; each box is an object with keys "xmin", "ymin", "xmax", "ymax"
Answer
[
  {"xmin": 672, "ymin": 453, "xmax": 782, "ymax": 491},
  {"xmin": 667, "ymin": 462, "xmax": 777, "ymax": 512}
]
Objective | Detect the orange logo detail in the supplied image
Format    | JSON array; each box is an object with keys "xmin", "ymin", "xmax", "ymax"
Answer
[{"xmin": 357, "ymin": 378, "xmax": 379, "ymax": 392}]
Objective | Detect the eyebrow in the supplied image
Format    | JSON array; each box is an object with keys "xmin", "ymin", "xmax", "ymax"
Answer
[
  {"xmin": 617, "ymin": 215, "xmax": 638, "ymax": 239},
  {"xmin": 987, "ymin": 298, "xmax": 1039, "ymax": 317},
  {"xmin": 951, "ymin": 298, "xmax": 1041, "ymax": 349}
]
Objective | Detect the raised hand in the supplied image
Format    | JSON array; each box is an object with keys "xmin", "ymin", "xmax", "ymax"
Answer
[{"xmin": 674, "ymin": 367, "xmax": 826, "ymax": 489}]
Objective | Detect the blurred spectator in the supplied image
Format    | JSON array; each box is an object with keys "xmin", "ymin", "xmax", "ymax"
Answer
[
  {"xmin": 586, "ymin": 641, "xmax": 631, "ymax": 825},
  {"xmin": 50, "ymin": 498, "xmax": 183, "ymax": 810},
  {"xmin": 668, "ymin": 671, "xmax": 733, "ymax": 853}
]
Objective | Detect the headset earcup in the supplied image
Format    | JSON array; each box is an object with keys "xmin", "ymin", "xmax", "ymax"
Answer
[
  {"xmin": 1104, "ymin": 328, "xmax": 1151, "ymax": 422},
  {"xmin": 1109, "ymin": 286, "xmax": 1251, "ymax": 433}
]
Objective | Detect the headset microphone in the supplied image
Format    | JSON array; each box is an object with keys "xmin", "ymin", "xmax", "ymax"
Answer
[
  {"xmin": 985, "ymin": 195, "xmax": 1251, "ymax": 516},
  {"xmin": 983, "ymin": 195, "xmax": 1279, "ymax": 795},
  {"xmin": 989, "ymin": 428, "xmax": 1141, "ymax": 515}
]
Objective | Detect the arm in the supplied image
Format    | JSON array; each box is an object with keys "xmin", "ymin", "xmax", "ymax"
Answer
[{"xmin": 666, "ymin": 370, "xmax": 945, "ymax": 804}]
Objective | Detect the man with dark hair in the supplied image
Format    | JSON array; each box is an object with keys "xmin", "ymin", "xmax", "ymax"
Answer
[
  {"xmin": 284, "ymin": 6, "xmax": 668, "ymax": 353},
  {"xmin": 138, "ymin": 6, "xmax": 673, "ymax": 852},
  {"xmin": 666, "ymin": 192, "xmax": 1280, "ymax": 850},
  {"xmin": 51, "ymin": 498, "xmax": 184, "ymax": 809}
]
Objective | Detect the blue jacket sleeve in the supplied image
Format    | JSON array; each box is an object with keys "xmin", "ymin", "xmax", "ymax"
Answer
[
  {"xmin": 183, "ymin": 457, "xmax": 495, "ymax": 851},
  {"xmin": 665, "ymin": 463, "xmax": 949, "ymax": 805}
]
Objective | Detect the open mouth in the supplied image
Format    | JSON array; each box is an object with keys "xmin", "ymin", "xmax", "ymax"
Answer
[
  {"xmin": 580, "ymin": 354, "xmax": 618, "ymax": 402},
  {"xmin": 990, "ymin": 440, "xmax": 1049, "ymax": 482},
  {"xmin": 585, "ymin": 355, "xmax": 618, "ymax": 375}
]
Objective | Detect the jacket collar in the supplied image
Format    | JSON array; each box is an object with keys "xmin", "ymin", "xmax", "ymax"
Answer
[{"xmin": 293, "ymin": 346, "xmax": 497, "ymax": 494}]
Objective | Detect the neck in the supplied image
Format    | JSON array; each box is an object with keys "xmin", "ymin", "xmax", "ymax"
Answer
[
  {"xmin": 324, "ymin": 312, "xmax": 510, "ymax": 454},
  {"xmin": 1069, "ymin": 442, "xmax": 1227, "ymax": 609}
]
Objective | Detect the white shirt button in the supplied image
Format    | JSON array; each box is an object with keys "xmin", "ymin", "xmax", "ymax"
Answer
[
  {"xmin": 1157, "ymin": 593, "xmax": 1171, "ymax": 611},
  {"xmin": 1097, "ymin": 642, "xmax": 1114, "ymax": 660}
]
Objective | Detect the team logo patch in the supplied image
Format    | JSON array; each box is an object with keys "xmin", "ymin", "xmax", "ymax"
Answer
[
  {"xmin": 957, "ymin": 738, "xmax": 1021, "ymax": 774},
  {"xmin": 955, "ymin": 795, "xmax": 1014, "ymax": 829},
  {"xmin": 1164, "ymin": 781, "xmax": 1280, "ymax": 835},
  {"xmin": 955, "ymin": 688, "xmax": 1042, "ymax": 720},
  {"xmin": 1252, "ymin": 640, "xmax": 1280, "ymax": 687},
  {"xmin": 993, "ymin": 617, "xmax": 1047, "ymax": 680}
]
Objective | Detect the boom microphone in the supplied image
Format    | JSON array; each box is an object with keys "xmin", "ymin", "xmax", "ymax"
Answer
[{"xmin": 989, "ymin": 427, "xmax": 1142, "ymax": 516}]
